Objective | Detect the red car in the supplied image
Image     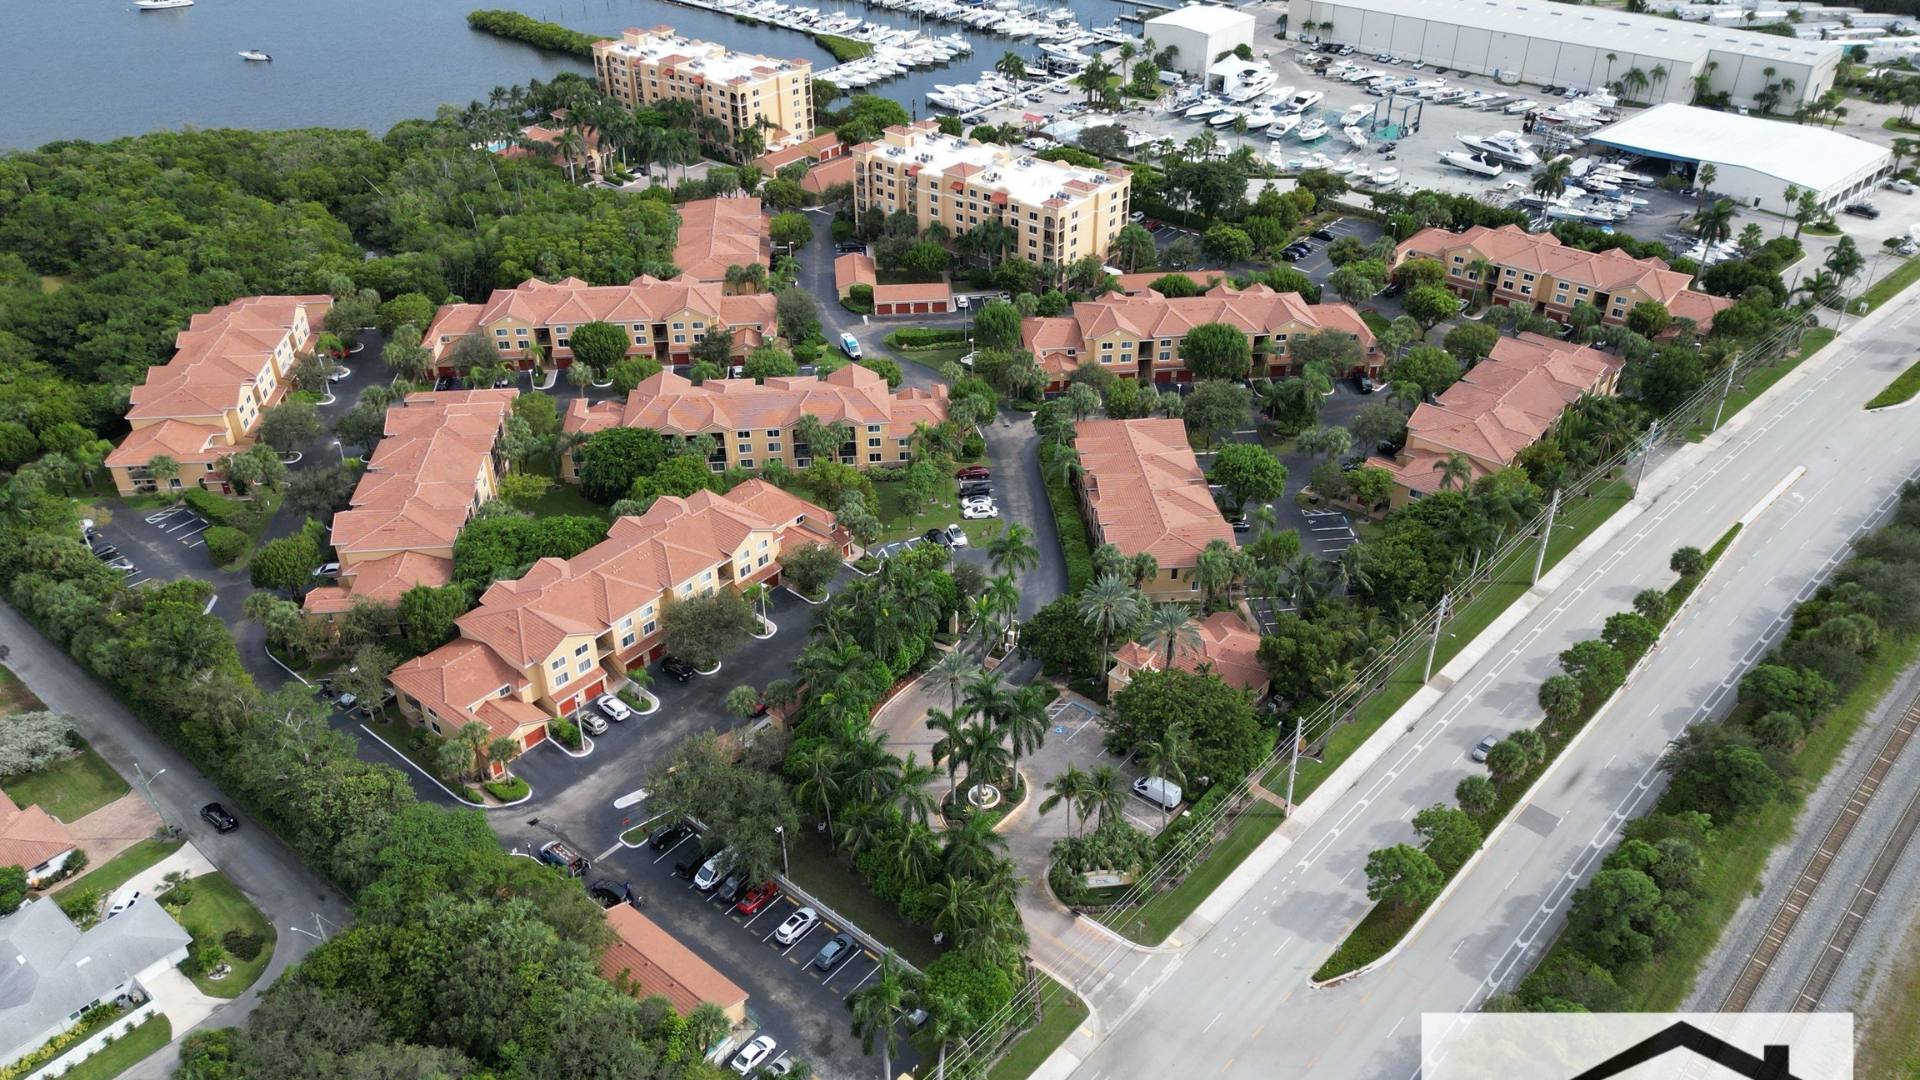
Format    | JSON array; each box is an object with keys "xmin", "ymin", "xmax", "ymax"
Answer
[
  {"xmin": 954, "ymin": 465, "xmax": 991, "ymax": 481},
  {"xmin": 736, "ymin": 882, "xmax": 781, "ymax": 915}
]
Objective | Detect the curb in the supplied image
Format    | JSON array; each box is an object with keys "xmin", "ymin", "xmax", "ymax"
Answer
[
  {"xmin": 784, "ymin": 586, "xmax": 828, "ymax": 606},
  {"xmin": 357, "ymin": 722, "xmax": 486, "ymax": 809},
  {"xmin": 550, "ymin": 732, "xmax": 595, "ymax": 759}
]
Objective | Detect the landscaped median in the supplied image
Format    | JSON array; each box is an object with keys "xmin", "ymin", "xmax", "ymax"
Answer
[
  {"xmin": 1867, "ymin": 356, "xmax": 1920, "ymax": 410},
  {"xmin": 1311, "ymin": 525, "xmax": 1741, "ymax": 984}
]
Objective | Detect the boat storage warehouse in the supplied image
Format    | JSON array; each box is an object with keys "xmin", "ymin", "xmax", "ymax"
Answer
[
  {"xmin": 1590, "ymin": 104, "xmax": 1892, "ymax": 215},
  {"xmin": 1292, "ymin": 0, "xmax": 1840, "ymax": 111},
  {"xmin": 1146, "ymin": 5, "xmax": 1256, "ymax": 77}
]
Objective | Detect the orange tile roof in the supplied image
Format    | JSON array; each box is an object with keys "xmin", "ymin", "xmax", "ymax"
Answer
[
  {"xmin": 1112, "ymin": 611, "xmax": 1267, "ymax": 693},
  {"xmin": 801, "ymin": 156, "xmax": 856, "ymax": 195},
  {"xmin": 599, "ymin": 903, "xmax": 748, "ymax": 1016},
  {"xmin": 104, "ymin": 421, "xmax": 242, "ymax": 468},
  {"xmin": 1372, "ymin": 332, "xmax": 1620, "ymax": 494},
  {"xmin": 1110, "ymin": 270, "xmax": 1230, "ymax": 294},
  {"xmin": 757, "ymin": 132, "xmax": 844, "ymax": 171},
  {"xmin": 873, "ymin": 281, "xmax": 953, "ymax": 305},
  {"xmin": 423, "ymin": 276, "xmax": 777, "ymax": 359},
  {"xmin": 0, "ymin": 790, "xmax": 75, "ymax": 872},
  {"xmin": 563, "ymin": 364, "xmax": 946, "ymax": 441},
  {"xmin": 835, "ymin": 253, "xmax": 877, "ymax": 294},
  {"xmin": 389, "ymin": 639, "xmax": 545, "ymax": 740},
  {"xmin": 1022, "ymin": 283, "xmax": 1374, "ymax": 370},
  {"xmin": 1074, "ymin": 418, "xmax": 1233, "ymax": 568},
  {"xmin": 126, "ymin": 295, "xmax": 330, "ymax": 423},
  {"xmin": 673, "ymin": 197, "xmax": 770, "ymax": 282}
]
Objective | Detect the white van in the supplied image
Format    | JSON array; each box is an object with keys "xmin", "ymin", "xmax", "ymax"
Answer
[
  {"xmin": 839, "ymin": 332, "xmax": 862, "ymax": 359},
  {"xmin": 1132, "ymin": 776, "xmax": 1183, "ymax": 811}
]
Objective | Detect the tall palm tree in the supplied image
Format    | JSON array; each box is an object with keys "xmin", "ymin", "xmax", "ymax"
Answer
[
  {"xmin": 455, "ymin": 722, "xmax": 492, "ymax": 781},
  {"xmin": 985, "ymin": 574, "xmax": 1020, "ymax": 651},
  {"xmin": 1138, "ymin": 728, "xmax": 1190, "ymax": 826},
  {"xmin": 1650, "ymin": 63, "xmax": 1669, "ymax": 100},
  {"xmin": 926, "ymin": 707, "xmax": 968, "ymax": 799},
  {"xmin": 792, "ymin": 740, "xmax": 844, "ymax": 841},
  {"xmin": 1438, "ymin": 451, "xmax": 1475, "ymax": 491},
  {"xmin": 1041, "ymin": 763, "xmax": 1092, "ymax": 837},
  {"xmin": 942, "ymin": 811, "xmax": 1010, "ymax": 877},
  {"xmin": 895, "ymin": 752, "xmax": 940, "ymax": 826},
  {"xmin": 987, "ymin": 523, "xmax": 1040, "ymax": 578},
  {"xmin": 1282, "ymin": 554, "xmax": 1337, "ymax": 610},
  {"xmin": 1079, "ymin": 573, "xmax": 1143, "ymax": 667},
  {"xmin": 1531, "ymin": 159, "xmax": 1570, "ymax": 199},
  {"xmin": 954, "ymin": 719, "xmax": 1011, "ymax": 794},
  {"xmin": 928, "ymin": 648, "xmax": 978, "ymax": 718},
  {"xmin": 1000, "ymin": 684, "xmax": 1051, "ymax": 790},
  {"xmin": 1141, "ymin": 604, "xmax": 1201, "ymax": 669},
  {"xmin": 995, "ymin": 51, "xmax": 1027, "ymax": 80},
  {"xmin": 841, "ymin": 734, "xmax": 903, "ymax": 808},
  {"xmin": 849, "ymin": 956, "xmax": 916, "ymax": 1080},
  {"xmin": 927, "ymin": 876, "xmax": 991, "ymax": 947},
  {"xmin": 1084, "ymin": 764, "xmax": 1127, "ymax": 828},
  {"xmin": 897, "ymin": 826, "xmax": 941, "ymax": 887}
]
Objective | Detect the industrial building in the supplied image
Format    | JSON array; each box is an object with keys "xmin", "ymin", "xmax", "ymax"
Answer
[
  {"xmin": 1145, "ymin": 5, "xmax": 1257, "ymax": 77},
  {"xmin": 1291, "ymin": 0, "xmax": 1841, "ymax": 110},
  {"xmin": 1589, "ymin": 103, "xmax": 1893, "ymax": 214}
]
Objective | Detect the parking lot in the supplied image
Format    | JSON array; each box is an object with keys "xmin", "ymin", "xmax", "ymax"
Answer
[
  {"xmin": 1300, "ymin": 508, "xmax": 1359, "ymax": 557},
  {"xmin": 91, "ymin": 501, "xmax": 231, "ymax": 590}
]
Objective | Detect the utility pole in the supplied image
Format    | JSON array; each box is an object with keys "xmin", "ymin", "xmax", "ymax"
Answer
[
  {"xmin": 133, "ymin": 761, "xmax": 170, "ymax": 834},
  {"xmin": 1635, "ymin": 419, "xmax": 1661, "ymax": 490},
  {"xmin": 1424, "ymin": 592, "xmax": 1450, "ymax": 683},
  {"xmin": 1284, "ymin": 719, "xmax": 1302, "ymax": 809},
  {"xmin": 1710, "ymin": 353, "xmax": 1740, "ymax": 432},
  {"xmin": 775, "ymin": 825, "xmax": 789, "ymax": 877},
  {"xmin": 1532, "ymin": 487, "xmax": 1561, "ymax": 585}
]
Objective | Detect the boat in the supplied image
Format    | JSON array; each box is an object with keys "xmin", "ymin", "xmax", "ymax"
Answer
[
  {"xmin": 1457, "ymin": 131, "xmax": 1539, "ymax": 167},
  {"xmin": 1332, "ymin": 159, "xmax": 1356, "ymax": 175},
  {"xmin": 1209, "ymin": 107, "xmax": 1247, "ymax": 128},
  {"xmin": 1184, "ymin": 96, "xmax": 1228, "ymax": 119},
  {"xmin": 1469, "ymin": 92, "xmax": 1510, "ymax": 110},
  {"xmin": 1372, "ymin": 166, "xmax": 1400, "ymax": 185},
  {"xmin": 1266, "ymin": 113, "xmax": 1301, "ymax": 137},
  {"xmin": 1439, "ymin": 150, "xmax": 1504, "ymax": 177},
  {"xmin": 1296, "ymin": 118, "xmax": 1330, "ymax": 142},
  {"xmin": 1343, "ymin": 124, "xmax": 1368, "ymax": 149},
  {"xmin": 1427, "ymin": 87, "xmax": 1468, "ymax": 104},
  {"xmin": 1503, "ymin": 98, "xmax": 1539, "ymax": 114},
  {"xmin": 238, "ymin": 49, "xmax": 271, "ymax": 61},
  {"xmin": 1242, "ymin": 108, "xmax": 1275, "ymax": 130},
  {"xmin": 1221, "ymin": 64, "xmax": 1279, "ymax": 103},
  {"xmin": 1281, "ymin": 89, "xmax": 1325, "ymax": 114},
  {"xmin": 135, "ymin": 0, "xmax": 194, "ymax": 9},
  {"xmin": 1338, "ymin": 103, "xmax": 1374, "ymax": 126}
]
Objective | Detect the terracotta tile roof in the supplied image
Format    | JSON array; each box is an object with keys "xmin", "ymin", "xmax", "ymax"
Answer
[
  {"xmin": 1023, "ymin": 283, "xmax": 1375, "ymax": 363},
  {"xmin": 1111, "ymin": 611, "xmax": 1267, "ymax": 693},
  {"xmin": 673, "ymin": 197, "xmax": 770, "ymax": 282},
  {"xmin": 835, "ymin": 253, "xmax": 877, "ymax": 294},
  {"xmin": 562, "ymin": 364, "xmax": 946, "ymax": 440},
  {"xmin": 388, "ymin": 639, "xmax": 542, "ymax": 740},
  {"xmin": 104, "ymin": 421, "xmax": 242, "ymax": 468},
  {"xmin": 126, "ymin": 295, "xmax": 330, "ymax": 423},
  {"xmin": 1372, "ymin": 332, "xmax": 1620, "ymax": 494},
  {"xmin": 322, "ymin": 551, "xmax": 456, "ymax": 608},
  {"xmin": 599, "ymin": 903, "xmax": 748, "ymax": 1016},
  {"xmin": 873, "ymin": 281, "xmax": 953, "ymax": 305},
  {"xmin": 1074, "ymin": 418, "xmax": 1233, "ymax": 568},
  {"xmin": 1396, "ymin": 224, "xmax": 1732, "ymax": 325},
  {"xmin": 757, "ymin": 132, "xmax": 844, "ymax": 171},
  {"xmin": 800, "ymin": 155, "xmax": 856, "ymax": 194},
  {"xmin": 0, "ymin": 791, "xmax": 75, "ymax": 871},
  {"xmin": 1111, "ymin": 270, "xmax": 1230, "ymax": 294}
]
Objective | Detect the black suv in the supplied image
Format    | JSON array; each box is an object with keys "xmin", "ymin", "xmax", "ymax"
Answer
[
  {"xmin": 200, "ymin": 802, "xmax": 239, "ymax": 833},
  {"xmin": 659, "ymin": 655, "xmax": 698, "ymax": 681},
  {"xmin": 589, "ymin": 878, "xmax": 639, "ymax": 909},
  {"xmin": 1845, "ymin": 202, "xmax": 1881, "ymax": 219},
  {"xmin": 648, "ymin": 819, "xmax": 695, "ymax": 850}
]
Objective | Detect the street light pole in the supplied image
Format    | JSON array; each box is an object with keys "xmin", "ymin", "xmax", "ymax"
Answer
[
  {"xmin": 775, "ymin": 825, "xmax": 789, "ymax": 877},
  {"xmin": 331, "ymin": 439, "xmax": 347, "ymax": 463},
  {"xmin": 1532, "ymin": 487, "xmax": 1560, "ymax": 585},
  {"xmin": 1424, "ymin": 592, "xmax": 1449, "ymax": 683},
  {"xmin": 1710, "ymin": 353, "xmax": 1740, "ymax": 432},
  {"xmin": 133, "ymin": 761, "xmax": 169, "ymax": 833}
]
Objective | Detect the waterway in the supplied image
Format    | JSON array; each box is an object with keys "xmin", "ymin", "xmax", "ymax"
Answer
[{"xmin": 1, "ymin": 0, "xmax": 1138, "ymax": 151}]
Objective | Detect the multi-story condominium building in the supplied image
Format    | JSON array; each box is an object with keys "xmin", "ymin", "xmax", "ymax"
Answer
[
  {"xmin": 1393, "ymin": 224, "xmax": 1734, "ymax": 331},
  {"xmin": 105, "ymin": 294, "xmax": 331, "ymax": 495},
  {"xmin": 1022, "ymin": 283, "xmax": 1381, "ymax": 393},
  {"xmin": 561, "ymin": 364, "xmax": 948, "ymax": 477},
  {"xmin": 304, "ymin": 390, "xmax": 517, "ymax": 619},
  {"xmin": 1073, "ymin": 418, "xmax": 1236, "ymax": 602},
  {"xmin": 592, "ymin": 27, "xmax": 814, "ymax": 154},
  {"xmin": 1368, "ymin": 332, "xmax": 1622, "ymax": 505},
  {"xmin": 851, "ymin": 120, "xmax": 1132, "ymax": 267},
  {"xmin": 389, "ymin": 480, "xmax": 844, "ymax": 750},
  {"xmin": 673, "ymin": 197, "xmax": 770, "ymax": 287},
  {"xmin": 423, "ymin": 275, "xmax": 778, "ymax": 371}
]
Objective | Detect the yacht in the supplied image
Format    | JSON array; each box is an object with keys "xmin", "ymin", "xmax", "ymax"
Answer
[
  {"xmin": 1439, "ymin": 150, "xmax": 1504, "ymax": 177},
  {"xmin": 1296, "ymin": 117, "xmax": 1330, "ymax": 141},
  {"xmin": 1427, "ymin": 87, "xmax": 1468, "ymax": 104},
  {"xmin": 1372, "ymin": 165, "xmax": 1400, "ymax": 185},
  {"xmin": 135, "ymin": 0, "xmax": 195, "ymax": 9},
  {"xmin": 1338, "ymin": 103, "xmax": 1374, "ymax": 127},
  {"xmin": 1460, "ymin": 90, "xmax": 1497, "ymax": 107},
  {"xmin": 1209, "ymin": 107, "xmax": 1247, "ymax": 128},
  {"xmin": 1222, "ymin": 65, "xmax": 1279, "ymax": 103},
  {"xmin": 1343, "ymin": 124, "xmax": 1368, "ymax": 149},
  {"xmin": 238, "ymin": 49, "xmax": 272, "ymax": 61},
  {"xmin": 1184, "ymin": 96, "xmax": 1229, "ymax": 119},
  {"xmin": 1242, "ymin": 108, "xmax": 1275, "ymax": 130},
  {"xmin": 1266, "ymin": 113, "xmax": 1301, "ymax": 137},
  {"xmin": 1503, "ymin": 98, "xmax": 1539, "ymax": 114},
  {"xmin": 1281, "ymin": 89, "xmax": 1325, "ymax": 114},
  {"xmin": 1457, "ymin": 131, "xmax": 1539, "ymax": 167},
  {"xmin": 1468, "ymin": 92, "xmax": 1510, "ymax": 110}
]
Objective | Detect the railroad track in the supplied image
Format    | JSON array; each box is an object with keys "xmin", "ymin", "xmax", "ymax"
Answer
[{"xmin": 1718, "ymin": 687, "xmax": 1920, "ymax": 1011}]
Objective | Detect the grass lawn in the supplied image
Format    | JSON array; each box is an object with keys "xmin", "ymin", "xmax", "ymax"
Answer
[
  {"xmin": 1861, "ymin": 257, "xmax": 1920, "ymax": 313},
  {"xmin": 985, "ymin": 976, "xmax": 1089, "ymax": 1080},
  {"xmin": 1686, "ymin": 328, "xmax": 1835, "ymax": 441},
  {"xmin": 872, "ymin": 478, "xmax": 998, "ymax": 546},
  {"xmin": 888, "ymin": 345, "xmax": 970, "ymax": 377},
  {"xmin": 171, "ymin": 872, "xmax": 277, "ymax": 997},
  {"xmin": 814, "ymin": 32, "xmax": 873, "ymax": 60},
  {"xmin": 1264, "ymin": 479, "xmax": 1633, "ymax": 801},
  {"xmin": 1867, "ymin": 356, "xmax": 1920, "ymax": 409},
  {"xmin": 785, "ymin": 825, "xmax": 947, "ymax": 969},
  {"xmin": 1358, "ymin": 310, "xmax": 1391, "ymax": 337},
  {"xmin": 525, "ymin": 477, "xmax": 609, "ymax": 520},
  {"xmin": 53, "ymin": 838, "xmax": 183, "ymax": 897},
  {"xmin": 1103, "ymin": 802, "xmax": 1286, "ymax": 945},
  {"xmin": 2, "ymin": 746, "xmax": 127, "ymax": 822},
  {"xmin": 0, "ymin": 664, "xmax": 46, "ymax": 713},
  {"xmin": 1859, "ymin": 910, "xmax": 1920, "ymax": 1080},
  {"xmin": 53, "ymin": 1016, "xmax": 171, "ymax": 1080}
]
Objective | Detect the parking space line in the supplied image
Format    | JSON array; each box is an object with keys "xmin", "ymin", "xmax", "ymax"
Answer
[
  {"xmin": 844, "ymin": 965, "xmax": 881, "ymax": 993},
  {"xmin": 781, "ymin": 925, "xmax": 822, "ymax": 955},
  {"xmin": 743, "ymin": 905, "xmax": 776, "ymax": 928},
  {"xmin": 654, "ymin": 835, "xmax": 694, "ymax": 863}
]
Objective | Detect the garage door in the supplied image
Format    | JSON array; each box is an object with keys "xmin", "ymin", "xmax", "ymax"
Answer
[
  {"xmin": 523, "ymin": 725, "xmax": 547, "ymax": 748},
  {"xmin": 913, "ymin": 301, "xmax": 930, "ymax": 314}
]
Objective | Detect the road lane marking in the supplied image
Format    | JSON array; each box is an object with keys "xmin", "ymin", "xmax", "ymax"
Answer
[{"xmin": 1203, "ymin": 1012, "xmax": 1222, "ymax": 1033}]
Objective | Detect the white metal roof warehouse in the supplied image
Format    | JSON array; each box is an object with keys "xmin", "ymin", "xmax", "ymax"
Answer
[
  {"xmin": 1590, "ymin": 103, "xmax": 1892, "ymax": 214},
  {"xmin": 1293, "ymin": 0, "xmax": 1841, "ymax": 110}
]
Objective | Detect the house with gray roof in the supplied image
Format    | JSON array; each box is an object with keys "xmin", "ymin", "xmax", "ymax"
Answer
[{"xmin": 0, "ymin": 899, "xmax": 190, "ymax": 1070}]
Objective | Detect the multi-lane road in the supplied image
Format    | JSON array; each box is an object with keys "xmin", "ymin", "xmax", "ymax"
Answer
[{"xmin": 1054, "ymin": 294, "xmax": 1920, "ymax": 1080}]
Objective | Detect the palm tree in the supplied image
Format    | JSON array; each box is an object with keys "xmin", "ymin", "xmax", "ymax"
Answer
[
  {"xmin": 1603, "ymin": 52, "xmax": 1618, "ymax": 86},
  {"xmin": 1079, "ymin": 573, "xmax": 1143, "ymax": 667},
  {"xmin": 1531, "ymin": 158, "xmax": 1571, "ymax": 199},
  {"xmin": 987, "ymin": 523, "xmax": 1040, "ymax": 579},
  {"xmin": 926, "ymin": 707, "xmax": 968, "ymax": 799},
  {"xmin": 942, "ymin": 811, "xmax": 1010, "ymax": 877},
  {"xmin": 926, "ymin": 876, "xmax": 991, "ymax": 947},
  {"xmin": 985, "ymin": 574, "xmax": 1020, "ymax": 651},
  {"xmin": 1282, "ymin": 554, "xmax": 1337, "ymax": 610},
  {"xmin": 1000, "ymin": 684, "xmax": 1051, "ymax": 791},
  {"xmin": 453, "ymin": 722, "xmax": 491, "ymax": 781},
  {"xmin": 1695, "ymin": 198, "xmax": 1736, "ymax": 245},
  {"xmin": 1696, "ymin": 163, "xmax": 1718, "ymax": 213},
  {"xmin": 1084, "ymin": 764, "xmax": 1127, "ymax": 828},
  {"xmin": 145, "ymin": 454, "xmax": 181, "ymax": 494},
  {"xmin": 954, "ymin": 720, "xmax": 1011, "ymax": 794},
  {"xmin": 1650, "ymin": 63, "xmax": 1669, "ymax": 100},
  {"xmin": 1621, "ymin": 67, "xmax": 1650, "ymax": 104},
  {"xmin": 1141, "ymin": 603, "xmax": 1201, "ymax": 669},
  {"xmin": 897, "ymin": 826, "xmax": 941, "ymax": 888},
  {"xmin": 1138, "ymin": 728, "xmax": 1190, "ymax": 826},
  {"xmin": 792, "ymin": 739, "xmax": 844, "ymax": 842},
  {"xmin": 1439, "ymin": 451, "xmax": 1474, "ymax": 491},
  {"xmin": 895, "ymin": 752, "xmax": 940, "ymax": 826},
  {"xmin": 686, "ymin": 1002, "xmax": 732, "ymax": 1056},
  {"xmin": 486, "ymin": 736, "xmax": 521, "ymax": 779},
  {"xmin": 996, "ymin": 51, "xmax": 1027, "ymax": 80},
  {"xmin": 1041, "ymin": 763, "xmax": 1092, "ymax": 837},
  {"xmin": 928, "ymin": 648, "xmax": 978, "ymax": 719},
  {"xmin": 849, "ymin": 956, "xmax": 916, "ymax": 1080},
  {"xmin": 841, "ymin": 733, "xmax": 902, "ymax": 807}
]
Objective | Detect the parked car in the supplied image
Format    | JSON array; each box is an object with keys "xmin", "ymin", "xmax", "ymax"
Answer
[
  {"xmin": 1356, "ymin": 376, "xmax": 1380, "ymax": 394},
  {"xmin": 834, "ymin": 242, "xmax": 867, "ymax": 255},
  {"xmin": 694, "ymin": 851, "xmax": 731, "ymax": 891},
  {"xmin": 105, "ymin": 556, "xmax": 135, "ymax": 572},
  {"xmin": 673, "ymin": 852, "xmax": 703, "ymax": 880},
  {"xmin": 580, "ymin": 712, "xmax": 609, "ymax": 736},
  {"xmin": 334, "ymin": 691, "xmax": 358, "ymax": 710},
  {"xmin": 327, "ymin": 366, "xmax": 352, "ymax": 383},
  {"xmin": 1888, "ymin": 178, "xmax": 1916, "ymax": 194},
  {"xmin": 1132, "ymin": 775, "xmax": 1183, "ymax": 811},
  {"xmin": 201, "ymin": 802, "xmax": 239, "ymax": 832},
  {"xmin": 773, "ymin": 907, "xmax": 821, "ymax": 945},
  {"xmin": 940, "ymin": 523, "xmax": 968, "ymax": 548},
  {"xmin": 1310, "ymin": 227, "xmax": 1336, "ymax": 242},
  {"xmin": 716, "ymin": 871, "xmax": 748, "ymax": 904},
  {"xmin": 1280, "ymin": 248, "xmax": 1306, "ymax": 263},
  {"xmin": 538, "ymin": 840, "xmax": 591, "ymax": 877},
  {"xmin": 311, "ymin": 561, "xmax": 341, "ymax": 578},
  {"xmin": 596, "ymin": 693, "xmax": 633, "ymax": 722},
  {"xmin": 107, "ymin": 890, "xmax": 142, "ymax": 918},
  {"xmin": 839, "ymin": 332, "xmax": 862, "ymax": 359},
  {"xmin": 91, "ymin": 545, "xmax": 121, "ymax": 561},
  {"xmin": 958, "ymin": 481, "xmax": 993, "ymax": 499},
  {"xmin": 660, "ymin": 656, "xmax": 699, "ymax": 681},
  {"xmin": 925, "ymin": 527, "xmax": 955, "ymax": 547},
  {"xmin": 649, "ymin": 819, "xmax": 695, "ymax": 850},
  {"xmin": 1845, "ymin": 202, "xmax": 1881, "ymax": 219},
  {"xmin": 955, "ymin": 465, "xmax": 991, "ymax": 481},
  {"xmin": 812, "ymin": 932, "xmax": 857, "ymax": 972},
  {"xmin": 736, "ymin": 881, "xmax": 782, "ymax": 915},
  {"xmin": 588, "ymin": 879, "xmax": 638, "ymax": 909},
  {"xmin": 1471, "ymin": 734, "xmax": 1499, "ymax": 763},
  {"xmin": 730, "ymin": 1035, "xmax": 778, "ymax": 1075},
  {"xmin": 962, "ymin": 499, "xmax": 1000, "ymax": 520},
  {"xmin": 1226, "ymin": 511, "xmax": 1250, "ymax": 533}
]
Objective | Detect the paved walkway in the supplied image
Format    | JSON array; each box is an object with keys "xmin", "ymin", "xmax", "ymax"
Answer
[
  {"xmin": 65, "ymin": 793, "xmax": 162, "ymax": 870},
  {"xmin": 108, "ymin": 845, "xmax": 218, "ymax": 908}
]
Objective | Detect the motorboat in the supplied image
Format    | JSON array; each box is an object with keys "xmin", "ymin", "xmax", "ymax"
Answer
[
  {"xmin": 1209, "ymin": 107, "xmax": 1247, "ymax": 128},
  {"xmin": 136, "ymin": 0, "xmax": 194, "ymax": 9},
  {"xmin": 1469, "ymin": 92, "xmax": 1510, "ymax": 110},
  {"xmin": 1338, "ymin": 103, "xmax": 1374, "ymax": 127},
  {"xmin": 1343, "ymin": 124, "xmax": 1368, "ymax": 149},
  {"xmin": 238, "ymin": 49, "xmax": 271, "ymax": 61},
  {"xmin": 1296, "ymin": 118, "xmax": 1330, "ymax": 141},
  {"xmin": 1221, "ymin": 65, "xmax": 1279, "ymax": 103},
  {"xmin": 1372, "ymin": 166, "xmax": 1400, "ymax": 185},
  {"xmin": 1281, "ymin": 89, "xmax": 1325, "ymax": 114},
  {"xmin": 1184, "ymin": 96, "xmax": 1229, "ymax": 119},
  {"xmin": 1439, "ymin": 150, "xmax": 1504, "ymax": 177},
  {"xmin": 1332, "ymin": 158, "xmax": 1356, "ymax": 175},
  {"xmin": 1460, "ymin": 90, "xmax": 1497, "ymax": 107},
  {"xmin": 1427, "ymin": 87, "xmax": 1469, "ymax": 104},
  {"xmin": 1266, "ymin": 113, "xmax": 1301, "ymax": 138},
  {"xmin": 1503, "ymin": 98, "xmax": 1539, "ymax": 114},
  {"xmin": 1242, "ymin": 108, "xmax": 1275, "ymax": 130},
  {"xmin": 1457, "ymin": 131, "xmax": 1539, "ymax": 167}
]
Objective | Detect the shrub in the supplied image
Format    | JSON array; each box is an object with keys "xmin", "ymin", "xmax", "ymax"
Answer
[
  {"xmin": 485, "ymin": 777, "xmax": 531, "ymax": 801},
  {"xmin": 57, "ymin": 887, "xmax": 102, "ymax": 927},
  {"xmin": 221, "ymin": 929, "xmax": 266, "ymax": 960},
  {"xmin": 184, "ymin": 488, "xmax": 255, "ymax": 530},
  {"xmin": 549, "ymin": 717, "xmax": 581, "ymax": 750},
  {"xmin": 202, "ymin": 526, "xmax": 248, "ymax": 566},
  {"xmin": 887, "ymin": 327, "xmax": 970, "ymax": 349}
]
